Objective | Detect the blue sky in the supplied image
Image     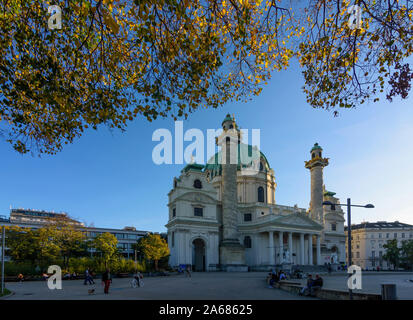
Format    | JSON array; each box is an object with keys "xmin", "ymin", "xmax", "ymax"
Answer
[{"xmin": 1, "ymin": 62, "xmax": 412, "ymax": 232}]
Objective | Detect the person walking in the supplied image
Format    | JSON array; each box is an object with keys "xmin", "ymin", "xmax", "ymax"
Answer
[
  {"xmin": 84, "ymin": 268, "xmax": 95, "ymax": 285},
  {"xmin": 102, "ymin": 269, "xmax": 112, "ymax": 294},
  {"xmin": 185, "ymin": 265, "xmax": 192, "ymax": 278}
]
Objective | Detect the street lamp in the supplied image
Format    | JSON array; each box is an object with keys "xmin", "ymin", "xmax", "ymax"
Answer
[{"xmin": 322, "ymin": 198, "xmax": 374, "ymax": 300}]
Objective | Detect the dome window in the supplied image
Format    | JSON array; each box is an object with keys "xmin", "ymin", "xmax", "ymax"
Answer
[{"xmin": 194, "ymin": 179, "xmax": 202, "ymax": 189}]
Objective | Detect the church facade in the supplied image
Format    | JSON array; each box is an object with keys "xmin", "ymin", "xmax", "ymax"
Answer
[{"xmin": 165, "ymin": 115, "xmax": 346, "ymax": 271}]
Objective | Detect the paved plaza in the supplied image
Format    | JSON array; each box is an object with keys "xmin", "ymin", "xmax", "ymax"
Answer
[
  {"xmin": 297, "ymin": 272, "xmax": 413, "ymax": 300},
  {"xmin": 3, "ymin": 271, "xmax": 413, "ymax": 300},
  {"xmin": 3, "ymin": 272, "xmax": 312, "ymax": 300}
]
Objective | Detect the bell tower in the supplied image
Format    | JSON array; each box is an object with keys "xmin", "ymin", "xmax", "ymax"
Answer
[{"xmin": 305, "ymin": 143, "xmax": 329, "ymax": 222}]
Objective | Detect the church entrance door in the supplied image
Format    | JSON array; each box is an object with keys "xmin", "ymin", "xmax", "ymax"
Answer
[{"xmin": 193, "ymin": 238, "xmax": 206, "ymax": 271}]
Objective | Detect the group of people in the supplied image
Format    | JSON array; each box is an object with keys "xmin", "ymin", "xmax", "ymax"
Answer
[
  {"xmin": 267, "ymin": 269, "xmax": 287, "ymax": 288},
  {"xmin": 63, "ymin": 272, "xmax": 78, "ymax": 280},
  {"xmin": 299, "ymin": 274, "xmax": 323, "ymax": 297}
]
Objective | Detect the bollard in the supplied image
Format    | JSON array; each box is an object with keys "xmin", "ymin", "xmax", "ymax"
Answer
[{"xmin": 381, "ymin": 283, "xmax": 397, "ymax": 300}]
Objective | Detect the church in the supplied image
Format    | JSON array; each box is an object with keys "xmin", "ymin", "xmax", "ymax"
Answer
[{"xmin": 165, "ymin": 114, "xmax": 346, "ymax": 272}]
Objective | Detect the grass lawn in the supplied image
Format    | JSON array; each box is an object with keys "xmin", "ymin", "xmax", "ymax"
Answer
[{"xmin": 0, "ymin": 288, "xmax": 11, "ymax": 297}]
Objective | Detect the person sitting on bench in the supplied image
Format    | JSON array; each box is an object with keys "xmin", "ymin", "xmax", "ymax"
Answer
[{"xmin": 309, "ymin": 274, "xmax": 323, "ymax": 296}]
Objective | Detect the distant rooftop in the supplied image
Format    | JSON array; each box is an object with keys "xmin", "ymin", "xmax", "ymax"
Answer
[{"xmin": 345, "ymin": 221, "xmax": 413, "ymax": 231}]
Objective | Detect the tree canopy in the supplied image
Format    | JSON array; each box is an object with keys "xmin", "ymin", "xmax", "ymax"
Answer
[
  {"xmin": 1, "ymin": 0, "xmax": 412, "ymax": 155},
  {"xmin": 138, "ymin": 233, "xmax": 169, "ymax": 270},
  {"xmin": 91, "ymin": 232, "xmax": 119, "ymax": 267},
  {"xmin": 5, "ymin": 217, "xmax": 86, "ymax": 268}
]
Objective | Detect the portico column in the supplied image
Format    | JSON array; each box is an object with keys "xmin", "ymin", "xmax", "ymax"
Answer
[
  {"xmin": 288, "ymin": 232, "xmax": 293, "ymax": 263},
  {"xmin": 316, "ymin": 235, "xmax": 322, "ymax": 265},
  {"xmin": 300, "ymin": 233, "xmax": 305, "ymax": 265},
  {"xmin": 308, "ymin": 234, "xmax": 313, "ymax": 265},
  {"xmin": 268, "ymin": 231, "xmax": 275, "ymax": 265},
  {"xmin": 278, "ymin": 231, "xmax": 284, "ymax": 264}
]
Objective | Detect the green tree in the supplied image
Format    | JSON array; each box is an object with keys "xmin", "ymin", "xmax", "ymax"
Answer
[
  {"xmin": 400, "ymin": 240, "xmax": 413, "ymax": 270},
  {"xmin": 91, "ymin": 232, "xmax": 119, "ymax": 268},
  {"xmin": 41, "ymin": 217, "xmax": 87, "ymax": 269},
  {"xmin": 383, "ymin": 239, "xmax": 401, "ymax": 270},
  {"xmin": 1, "ymin": 0, "xmax": 291, "ymax": 155},
  {"xmin": 2, "ymin": 1, "xmax": 413, "ymax": 155},
  {"xmin": 138, "ymin": 233, "xmax": 169, "ymax": 271},
  {"xmin": 4, "ymin": 226, "xmax": 39, "ymax": 264}
]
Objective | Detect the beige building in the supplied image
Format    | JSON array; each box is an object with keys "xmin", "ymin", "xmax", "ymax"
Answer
[{"xmin": 345, "ymin": 221, "xmax": 413, "ymax": 270}]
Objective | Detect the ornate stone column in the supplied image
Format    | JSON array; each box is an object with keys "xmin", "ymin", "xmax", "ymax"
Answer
[
  {"xmin": 308, "ymin": 234, "xmax": 313, "ymax": 265},
  {"xmin": 288, "ymin": 232, "xmax": 293, "ymax": 263},
  {"xmin": 316, "ymin": 235, "xmax": 322, "ymax": 265},
  {"xmin": 268, "ymin": 231, "xmax": 275, "ymax": 265},
  {"xmin": 300, "ymin": 233, "xmax": 305, "ymax": 265},
  {"xmin": 216, "ymin": 117, "xmax": 247, "ymax": 271},
  {"xmin": 278, "ymin": 231, "xmax": 284, "ymax": 264}
]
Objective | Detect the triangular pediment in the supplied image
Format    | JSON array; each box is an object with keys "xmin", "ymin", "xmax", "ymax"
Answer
[{"xmin": 276, "ymin": 213, "xmax": 323, "ymax": 230}]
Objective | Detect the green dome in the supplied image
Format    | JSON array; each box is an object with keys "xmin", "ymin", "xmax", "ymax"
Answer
[
  {"xmin": 221, "ymin": 113, "xmax": 233, "ymax": 125},
  {"xmin": 311, "ymin": 143, "xmax": 322, "ymax": 152},
  {"xmin": 181, "ymin": 163, "xmax": 204, "ymax": 173},
  {"xmin": 204, "ymin": 143, "xmax": 270, "ymax": 174}
]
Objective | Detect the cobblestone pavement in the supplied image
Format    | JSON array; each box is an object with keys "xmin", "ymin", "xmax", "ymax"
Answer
[{"xmin": 4, "ymin": 272, "xmax": 314, "ymax": 300}]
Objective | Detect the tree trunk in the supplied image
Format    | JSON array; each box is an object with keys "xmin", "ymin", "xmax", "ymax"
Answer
[{"xmin": 155, "ymin": 260, "xmax": 158, "ymax": 271}]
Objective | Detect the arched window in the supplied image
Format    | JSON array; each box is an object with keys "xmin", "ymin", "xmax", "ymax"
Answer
[
  {"xmin": 194, "ymin": 179, "xmax": 202, "ymax": 189},
  {"xmin": 319, "ymin": 151, "xmax": 322, "ymax": 157},
  {"xmin": 312, "ymin": 152, "xmax": 315, "ymax": 159},
  {"xmin": 244, "ymin": 236, "xmax": 252, "ymax": 248},
  {"xmin": 259, "ymin": 161, "xmax": 264, "ymax": 171},
  {"xmin": 258, "ymin": 186, "xmax": 264, "ymax": 203}
]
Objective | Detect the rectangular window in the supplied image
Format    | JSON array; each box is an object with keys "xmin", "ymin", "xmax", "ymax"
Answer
[
  {"xmin": 386, "ymin": 233, "xmax": 390, "ymax": 238},
  {"xmin": 394, "ymin": 233, "xmax": 397, "ymax": 238},
  {"xmin": 402, "ymin": 233, "xmax": 405, "ymax": 238},
  {"xmin": 194, "ymin": 207, "xmax": 203, "ymax": 217},
  {"xmin": 356, "ymin": 252, "xmax": 360, "ymax": 258},
  {"xmin": 172, "ymin": 232, "xmax": 175, "ymax": 247},
  {"xmin": 372, "ymin": 251, "xmax": 375, "ymax": 258},
  {"xmin": 244, "ymin": 213, "xmax": 252, "ymax": 222},
  {"xmin": 331, "ymin": 223, "xmax": 337, "ymax": 231},
  {"xmin": 172, "ymin": 208, "xmax": 176, "ymax": 217},
  {"xmin": 379, "ymin": 233, "xmax": 382, "ymax": 238}
]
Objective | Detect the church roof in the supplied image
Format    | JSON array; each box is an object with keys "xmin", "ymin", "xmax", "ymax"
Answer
[
  {"xmin": 181, "ymin": 163, "xmax": 204, "ymax": 173},
  {"xmin": 311, "ymin": 143, "xmax": 322, "ymax": 152},
  {"xmin": 222, "ymin": 113, "xmax": 233, "ymax": 125},
  {"xmin": 204, "ymin": 143, "xmax": 270, "ymax": 173},
  {"xmin": 324, "ymin": 190, "xmax": 336, "ymax": 197}
]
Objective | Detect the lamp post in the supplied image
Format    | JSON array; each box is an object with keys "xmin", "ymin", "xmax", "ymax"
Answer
[
  {"xmin": 322, "ymin": 198, "xmax": 374, "ymax": 300},
  {"xmin": 1, "ymin": 225, "xmax": 5, "ymax": 295}
]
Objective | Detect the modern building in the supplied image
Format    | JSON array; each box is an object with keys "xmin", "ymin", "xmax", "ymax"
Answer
[
  {"xmin": 9, "ymin": 208, "xmax": 84, "ymax": 227},
  {"xmin": 166, "ymin": 114, "xmax": 346, "ymax": 271},
  {"xmin": 0, "ymin": 208, "xmax": 151, "ymax": 259},
  {"xmin": 345, "ymin": 221, "xmax": 413, "ymax": 270}
]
